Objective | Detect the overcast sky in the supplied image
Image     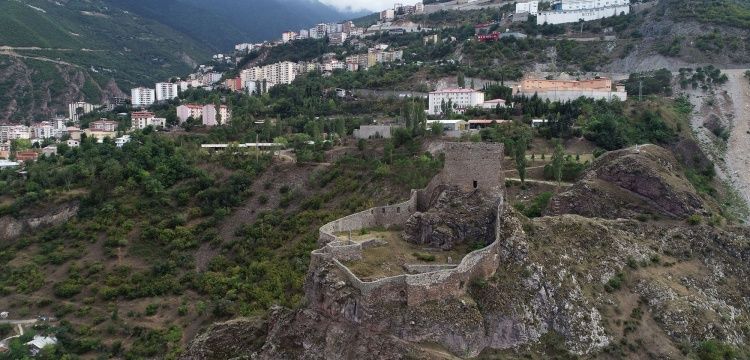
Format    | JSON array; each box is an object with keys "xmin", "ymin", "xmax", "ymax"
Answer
[{"xmin": 319, "ymin": 0, "xmax": 420, "ymax": 12}]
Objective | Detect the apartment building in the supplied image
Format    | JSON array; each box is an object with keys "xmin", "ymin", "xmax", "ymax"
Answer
[
  {"xmin": 131, "ymin": 111, "xmax": 166, "ymax": 130},
  {"xmin": 155, "ymin": 82, "xmax": 179, "ymax": 102},
  {"xmin": 176, "ymin": 104, "xmax": 231, "ymax": 126},
  {"xmin": 244, "ymin": 61, "xmax": 297, "ymax": 87},
  {"xmin": 0, "ymin": 125, "xmax": 31, "ymax": 142},
  {"xmin": 68, "ymin": 101, "xmax": 96, "ymax": 122},
  {"xmin": 131, "ymin": 87, "xmax": 155, "ymax": 108}
]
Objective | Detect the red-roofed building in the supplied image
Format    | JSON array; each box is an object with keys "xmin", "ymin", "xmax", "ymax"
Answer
[{"xmin": 15, "ymin": 151, "xmax": 39, "ymax": 163}]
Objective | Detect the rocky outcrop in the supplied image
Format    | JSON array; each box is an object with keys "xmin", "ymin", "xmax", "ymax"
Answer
[
  {"xmin": 181, "ymin": 317, "xmax": 268, "ymax": 360},
  {"xmin": 403, "ymin": 186, "xmax": 497, "ymax": 249},
  {"xmin": 546, "ymin": 144, "xmax": 710, "ymax": 219},
  {"xmin": 0, "ymin": 201, "xmax": 79, "ymax": 242}
]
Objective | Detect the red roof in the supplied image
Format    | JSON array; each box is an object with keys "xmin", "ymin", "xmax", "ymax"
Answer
[{"xmin": 132, "ymin": 111, "xmax": 155, "ymax": 117}]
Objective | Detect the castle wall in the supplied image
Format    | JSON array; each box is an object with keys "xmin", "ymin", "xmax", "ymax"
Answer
[
  {"xmin": 318, "ymin": 190, "xmax": 419, "ymax": 245},
  {"xmin": 310, "ymin": 142, "xmax": 507, "ymax": 309}
]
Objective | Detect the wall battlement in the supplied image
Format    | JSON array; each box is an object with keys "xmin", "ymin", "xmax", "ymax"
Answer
[{"xmin": 309, "ymin": 142, "xmax": 505, "ymax": 307}]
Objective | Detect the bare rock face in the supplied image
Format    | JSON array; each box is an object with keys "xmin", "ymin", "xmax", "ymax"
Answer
[
  {"xmin": 403, "ymin": 186, "xmax": 497, "ymax": 249},
  {"xmin": 0, "ymin": 201, "xmax": 79, "ymax": 242},
  {"xmin": 181, "ymin": 317, "xmax": 267, "ymax": 360},
  {"xmin": 546, "ymin": 145, "xmax": 710, "ymax": 219}
]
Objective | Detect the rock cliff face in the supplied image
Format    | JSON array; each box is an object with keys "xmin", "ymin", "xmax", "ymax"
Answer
[
  {"xmin": 545, "ymin": 145, "xmax": 710, "ymax": 219},
  {"xmin": 0, "ymin": 202, "xmax": 79, "ymax": 242},
  {"xmin": 183, "ymin": 146, "xmax": 749, "ymax": 359},
  {"xmin": 403, "ymin": 186, "xmax": 496, "ymax": 249}
]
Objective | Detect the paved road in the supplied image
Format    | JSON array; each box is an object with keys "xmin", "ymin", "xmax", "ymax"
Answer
[{"xmin": 0, "ymin": 319, "xmax": 37, "ymax": 348}]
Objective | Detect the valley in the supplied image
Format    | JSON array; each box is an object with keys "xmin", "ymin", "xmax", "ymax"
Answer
[{"xmin": 0, "ymin": 0, "xmax": 749, "ymax": 358}]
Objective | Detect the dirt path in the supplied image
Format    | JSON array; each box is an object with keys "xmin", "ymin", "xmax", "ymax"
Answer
[{"xmin": 722, "ymin": 69, "xmax": 750, "ymax": 213}]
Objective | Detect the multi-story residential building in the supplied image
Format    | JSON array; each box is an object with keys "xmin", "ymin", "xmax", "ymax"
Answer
[
  {"xmin": 224, "ymin": 77, "xmax": 243, "ymax": 92},
  {"xmin": 176, "ymin": 104, "xmax": 204, "ymax": 123},
  {"xmin": 0, "ymin": 125, "xmax": 31, "ymax": 142},
  {"xmin": 176, "ymin": 104, "xmax": 231, "ymax": 126},
  {"xmin": 32, "ymin": 121, "xmax": 61, "ymax": 139},
  {"xmin": 244, "ymin": 61, "xmax": 297, "ymax": 88},
  {"xmin": 90, "ymin": 119, "xmax": 119, "ymax": 132},
  {"xmin": 235, "ymin": 43, "xmax": 254, "ymax": 53},
  {"xmin": 282, "ymin": 31, "xmax": 297, "ymax": 43},
  {"xmin": 85, "ymin": 120, "xmax": 118, "ymax": 141},
  {"xmin": 202, "ymin": 105, "xmax": 231, "ymax": 126},
  {"xmin": 131, "ymin": 111, "xmax": 166, "ymax": 130},
  {"xmin": 155, "ymin": 82, "xmax": 179, "ymax": 102},
  {"xmin": 427, "ymin": 88, "xmax": 485, "ymax": 115},
  {"xmin": 328, "ymin": 32, "xmax": 347, "ymax": 46},
  {"xmin": 68, "ymin": 101, "xmax": 96, "ymax": 123},
  {"xmin": 415, "ymin": 2, "xmax": 425, "ymax": 13},
  {"xmin": 298, "ymin": 29, "xmax": 309, "ymax": 39},
  {"xmin": 315, "ymin": 23, "xmax": 328, "ymax": 37},
  {"xmin": 380, "ymin": 9, "xmax": 395, "ymax": 21},
  {"xmin": 131, "ymin": 87, "xmax": 155, "ymax": 108},
  {"xmin": 202, "ymin": 72, "xmax": 223, "ymax": 86},
  {"xmin": 515, "ymin": 1, "xmax": 539, "ymax": 14}
]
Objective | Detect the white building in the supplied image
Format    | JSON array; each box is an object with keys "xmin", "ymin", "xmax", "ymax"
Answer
[
  {"xmin": 131, "ymin": 87, "xmax": 155, "ymax": 108},
  {"xmin": 537, "ymin": 1, "xmax": 630, "ymax": 25},
  {"xmin": 202, "ymin": 72, "xmax": 223, "ymax": 85},
  {"xmin": 560, "ymin": 0, "xmax": 628, "ymax": 10},
  {"xmin": 235, "ymin": 43, "xmax": 254, "ymax": 53},
  {"xmin": 427, "ymin": 88, "xmax": 485, "ymax": 115},
  {"xmin": 282, "ymin": 31, "xmax": 297, "ymax": 43},
  {"xmin": 244, "ymin": 61, "xmax": 297, "ymax": 88},
  {"xmin": 515, "ymin": 1, "xmax": 539, "ymax": 15},
  {"xmin": 155, "ymin": 82, "xmax": 179, "ymax": 102},
  {"xmin": 131, "ymin": 111, "xmax": 166, "ymax": 130},
  {"xmin": 380, "ymin": 9, "xmax": 395, "ymax": 21},
  {"xmin": 176, "ymin": 104, "xmax": 231, "ymax": 126},
  {"xmin": 68, "ymin": 101, "xmax": 96, "ymax": 122},
  {"xmin": 32, "ymin": 121, "xmax": 62, "ymax": 139},
  {"xmin": 0, "ymin": 125, "xmax": 31, "ymax": 142}
]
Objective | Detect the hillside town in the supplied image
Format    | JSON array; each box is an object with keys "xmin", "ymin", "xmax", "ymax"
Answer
[{"xmin": 0, "ymin": 0, "xmax": 637, "ymax": 167}]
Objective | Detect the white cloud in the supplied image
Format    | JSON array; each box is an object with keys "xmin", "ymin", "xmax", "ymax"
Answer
[{"xmin": 319, "ymin": 0, "xmax": 420, "ymax": 12}]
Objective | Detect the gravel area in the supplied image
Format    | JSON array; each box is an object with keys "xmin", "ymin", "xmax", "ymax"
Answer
[{"xmin": 719, "ymin": 69, "xmax": 750, "ymax": 218}]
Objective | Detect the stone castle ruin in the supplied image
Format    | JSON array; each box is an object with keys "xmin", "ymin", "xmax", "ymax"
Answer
[{"xmin": 308, "ymin": 142, "xmax": 506, "ymax": 310}]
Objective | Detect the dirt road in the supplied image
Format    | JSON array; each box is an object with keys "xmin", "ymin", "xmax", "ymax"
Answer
[{"xmin": 722, "ymin": 69, "xmax": 750, "ymax": 213}]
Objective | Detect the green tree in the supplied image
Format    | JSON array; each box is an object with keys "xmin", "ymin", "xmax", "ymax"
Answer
[
  {"xmin": 552, "ymin": 142, "xmax": 565, "ymax": 187},
  {"xmin": 513, "ymin": 138, "xmax": 528, "ymax": 186}
]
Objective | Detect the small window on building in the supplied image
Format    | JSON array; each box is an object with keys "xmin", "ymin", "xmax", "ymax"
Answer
[
  {"xmin": 382, "ymin": 208, "xmax": 386, "ymax": 213},
  {"xmin": 473, "ymin": 180, "xmax": 478, "ymax": 189}
]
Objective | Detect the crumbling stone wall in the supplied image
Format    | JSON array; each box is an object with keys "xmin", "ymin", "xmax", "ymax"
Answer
[
  {"xmin": 318, "ymin": 190, "xmax": 419, "ymax": 245},
  {"xmin": 311, "ymin": 142, "xmax": 507, "ymax": 308}
]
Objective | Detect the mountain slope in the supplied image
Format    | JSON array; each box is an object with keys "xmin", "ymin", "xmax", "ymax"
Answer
[
  {"xmin": 0, "ymin": 0, "xmax": 357, "ymax": 122},
  {"xmin": 111, "ymin": 0, "xmax": 364, "ymax": 50},
  {"xmin": 0, "ymin": 0, "xmax": 210, "ymax": 122}
]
